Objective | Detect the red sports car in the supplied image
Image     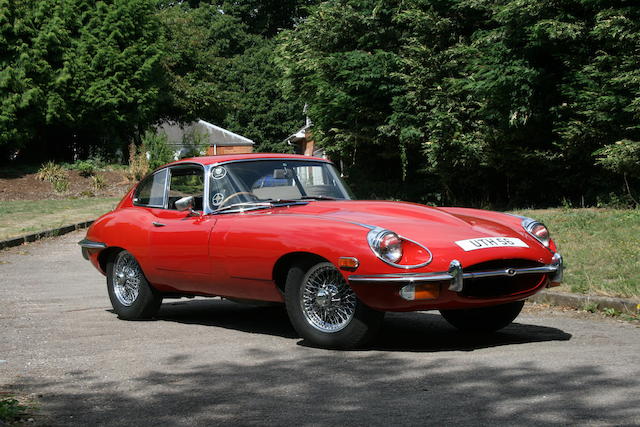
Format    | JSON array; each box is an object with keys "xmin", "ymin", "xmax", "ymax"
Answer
[{"xmin": 80, "ymin": 154, "xmax": 563, "ymax": 348}]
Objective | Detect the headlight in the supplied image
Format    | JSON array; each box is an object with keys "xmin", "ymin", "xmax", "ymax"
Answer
[
  {"xmin": 521, "ymin": 217, "xmax": 550, "ymax": 247},
  {"xmin": 367, "ymin": 228, "xmax": 403, "ymax": 264}
]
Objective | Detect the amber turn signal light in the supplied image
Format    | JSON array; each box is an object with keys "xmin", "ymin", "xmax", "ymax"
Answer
[
  {"xmin": 399, "ymin": 283, "xmax": 440, "ymax": 301},
  {"xmin": 338, "ymin": 257, "xmax": 359, "ymax": 271}
]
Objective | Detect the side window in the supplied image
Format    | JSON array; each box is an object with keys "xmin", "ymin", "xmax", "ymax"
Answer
[
  {"xmin": 134, "ymin": 169, "xmax": 167, "ymax": 207},
  {"xmin": 168, "ymin": 166, "xmax": 205, "ymax": 211}
]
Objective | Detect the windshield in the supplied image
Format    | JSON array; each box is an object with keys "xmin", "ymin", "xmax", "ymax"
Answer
[{"xmin": 208, "ymin": 160, "xmax": 353, "ymax": 210}]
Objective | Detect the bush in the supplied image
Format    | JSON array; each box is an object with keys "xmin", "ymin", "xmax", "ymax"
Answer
[
  {"xmin": 143, "ymin": 131, "xmax": 175, "ymax": 170},
  {"xmin": 36, "ymin": 161, "xmax": 65, "ymax": 182},
  {"xmin": 36, "ymin": 161, "xmax": 69, "ymax": 193},
  {"xmin": 92, "ymin": 174, "xmax": 106, "ymax": 191},
  {"xmin": 75, "ymin": 160, "xmax": 97, "ymax": 177},
  {"xmin": 181, "ymin": 129, "xmax": 208, "ymax": 158},
  {"xmin": 127, "ymin": 143, "xmax": 150, "ymax": 182}
]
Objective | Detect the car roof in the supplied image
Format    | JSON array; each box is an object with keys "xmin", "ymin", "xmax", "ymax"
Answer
[{"xmin": 167, "ymin": 153, "xmax": 330, "ymax": 166}]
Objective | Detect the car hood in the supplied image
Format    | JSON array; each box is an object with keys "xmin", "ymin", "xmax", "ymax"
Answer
[{"xmin": 271, "ymin": 200, "xmax": 543, "ymax": 255}]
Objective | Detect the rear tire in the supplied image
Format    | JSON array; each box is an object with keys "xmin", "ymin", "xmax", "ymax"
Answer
[
  {"xmin": 285, "ymin": 261, "xmax": 384, "ymax": 349},
  {"xmin": 106, "ymin": 250, "xmax": 162, "ymax": 320},
  {"xmin": 439, "ymin": 300, "xmax": 525, "ymax": 332}
]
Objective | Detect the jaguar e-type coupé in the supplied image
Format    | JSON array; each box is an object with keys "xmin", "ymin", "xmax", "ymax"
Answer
[{"xmin": 80, "ymin": 154, "xmax": 563, "ymax": 348}]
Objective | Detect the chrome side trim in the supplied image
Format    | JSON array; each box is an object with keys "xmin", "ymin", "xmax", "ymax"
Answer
[
  {"xmin": 78, "ymin": 239, "xmax": 107, "ymax": 249},
  {"xmin": 349, "ymin": 257, "xmax": 562, "ymax": 292}
]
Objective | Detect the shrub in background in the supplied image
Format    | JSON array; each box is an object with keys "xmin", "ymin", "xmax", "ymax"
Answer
[
  {"xmin": 36, "ymin": 161, "xmax": 69, "ymax": 193},
  {"xmin": 143, "ymin": 131, "xmax": 174, "ymax": 170},
  {"xmin": 127, "ymin": 143, "xmax": 150, "ymax": 182},
  {"xmin": 594, "ymin": 140, "xmax": 640, "ymax": 207},
  {"xmin": 181, "ymin": 129, "xmax": 208, "ymax": 158},
  {"xmin": 91, "ymin": 174, "xmax": 106, "ymax": 191}
]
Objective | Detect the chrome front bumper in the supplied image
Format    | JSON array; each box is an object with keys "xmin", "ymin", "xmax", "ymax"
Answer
[
  {"xmin": 349, "ymin": 253, "xmax": 563, "ymax": 292},
  {"xmin": 78, "ymin": 239, "xmax": 107, "ymax": 260}
]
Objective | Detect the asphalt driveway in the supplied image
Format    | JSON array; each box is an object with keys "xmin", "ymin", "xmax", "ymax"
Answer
[{"xmin": 1, "ymin": 231, "xmax": 638, "ymax": 426}]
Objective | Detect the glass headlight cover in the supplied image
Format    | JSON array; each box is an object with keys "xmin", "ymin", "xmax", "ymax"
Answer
[
  {"xmin": 367, "ymin": 228, "xmax": 403, "ymax": 264},
  {"xmin": 521, "ymin": 217, "xmax": 550, "ymax": 247}
]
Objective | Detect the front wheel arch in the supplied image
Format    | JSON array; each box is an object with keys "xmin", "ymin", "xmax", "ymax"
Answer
[
  {"xmin": 272, "ymin": 252, "xmax": 328, "ymax": 294},
  {"xmin": 98, "ymin": 246, "xmax": 125, "ymax": 273}
]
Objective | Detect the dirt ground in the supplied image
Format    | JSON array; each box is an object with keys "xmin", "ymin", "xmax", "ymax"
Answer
[{"xmin": 0, "ymin": 168, "xmax": 132, "ymax": 201}]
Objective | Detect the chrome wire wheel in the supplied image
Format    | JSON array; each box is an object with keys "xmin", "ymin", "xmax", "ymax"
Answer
[
  {"xmin": 112, "ymin": 251, "xmax": 142, "ymax": 307},
  {"xmin": 300, "ymin": 264, "xmax": 357, "ymax": 333}
]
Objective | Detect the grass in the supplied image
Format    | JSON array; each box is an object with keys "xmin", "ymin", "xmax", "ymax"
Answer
[
  {"xmin": 513, "ymin": 208, "xmax": 640, "ymax": 299},
  {"xmin": 0, "ymin": 397, "xmax": 27, "ymax": 423},
  {"xmin": 0, "ymin": 198, "xmax": 119, "ymax": 241}
]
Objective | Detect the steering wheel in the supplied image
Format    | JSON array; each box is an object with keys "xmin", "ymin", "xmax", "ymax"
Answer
[{"xmin": 216, "ymin": 191, "xmax": 257, "ymax": 208}]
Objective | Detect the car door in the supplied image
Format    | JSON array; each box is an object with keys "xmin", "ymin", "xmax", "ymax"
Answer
[{"xmin": 146, "ymin": 164, "xmax": 216, "ymax": 293}]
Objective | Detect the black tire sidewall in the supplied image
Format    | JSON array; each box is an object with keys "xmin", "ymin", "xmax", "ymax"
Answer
[
  {"xmin": 106, "ymin": 250, "xmax": 162, "ymax": 320},
  {"xmin": 284, "ymin": 261, "xmax": 383, "ymax": 349},
  {"xmin": 439, "ymin": 300, "xmax": 525, "ymax": 332}
]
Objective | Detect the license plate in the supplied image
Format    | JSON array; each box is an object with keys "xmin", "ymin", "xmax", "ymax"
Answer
[{"xmin": 455, "ymin": 237, "xmax": 529, "ymax": 251}]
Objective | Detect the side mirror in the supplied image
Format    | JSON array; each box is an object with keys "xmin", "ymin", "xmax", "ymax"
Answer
[{"xmin": 175, "ymin": 196, "xmax": 194, "ymax": 212}]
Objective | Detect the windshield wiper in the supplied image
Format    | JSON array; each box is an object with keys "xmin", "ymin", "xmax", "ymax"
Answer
[
  {"xmin": 212, "ymin": 199, "xmax": 308, "ymax": 214},
  {"xmin": 211, "ymin": 202, "xmax": 273, "ymax": 214},
  {"xmin": 299, "ymin": 195, "xmax": 335, "ymax": 201}
]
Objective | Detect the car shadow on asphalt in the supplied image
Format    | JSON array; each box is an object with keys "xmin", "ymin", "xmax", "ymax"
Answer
[
  {"xmin": 7, "ymin": 346, "xmax": 637, "ymax": 426},
  {"xmin": 150, "ymin": 298, "xmax": 572, "ymax": 353}
]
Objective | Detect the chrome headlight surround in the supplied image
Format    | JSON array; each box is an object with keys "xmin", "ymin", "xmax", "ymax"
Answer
[
  {"xmin": 367, "ymin": 228, "xmax": 403, "ymax": 264},
  {"xmin": 366, "ymin": 227, "xmax": 433, "ymax": 269},
  {"xmin": 521, "ymin": 217, "xmax": 551, "ymax": 248}
]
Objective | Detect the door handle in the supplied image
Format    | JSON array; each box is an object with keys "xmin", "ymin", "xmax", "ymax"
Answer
[{"xmin": 152, "ymin": 222, "xmax": 166, "ymax": 227}]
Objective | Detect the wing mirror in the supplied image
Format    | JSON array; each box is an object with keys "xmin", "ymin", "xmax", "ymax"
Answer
[{"xmin": 175, "ymin": 196, "xmax": 201, "ymax": 216}]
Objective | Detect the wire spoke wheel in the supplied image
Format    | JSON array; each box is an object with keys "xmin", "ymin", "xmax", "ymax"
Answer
[
  {"xmin": 300, "ymin": 264, "xmax": 357, "ymax": 333},
  {"xmin": 112, "ymin": 252, "xmax": 141, "ymax": 307}
]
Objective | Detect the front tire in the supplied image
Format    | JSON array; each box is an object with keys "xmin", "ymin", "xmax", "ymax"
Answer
[
  {"xmin": 285, "ymin": 261, "xmax": 384, "ymax": 349},
  {"xmin": 106, "ymin": 250, "xmax": 162, "ymax": 320},
  {"xmin": 439, "ymin": 300, "xmax": 525, "ymax": 332}
]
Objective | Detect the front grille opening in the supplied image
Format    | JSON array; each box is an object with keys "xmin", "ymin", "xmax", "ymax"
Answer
[{"xmin": 462, "ymin": 259, "xmax": 546, "ymax": 298}]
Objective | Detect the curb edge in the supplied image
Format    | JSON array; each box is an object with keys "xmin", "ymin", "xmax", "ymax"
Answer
[
  {"xmin": 0, "ymin": 220, "xmax": 94, "ymax": 251},
  {"xmin": 529, "ymin": 290, "xmax": 639, "ymax": 315}
]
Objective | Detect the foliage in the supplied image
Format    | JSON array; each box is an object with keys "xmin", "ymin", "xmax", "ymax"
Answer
[
  {"xmin": 595, "ymin": 140, "xmax": 640, "ymax": 178},
  {"xmin": 180, "ymin": 129, "xmax": 208, "ymax": 158},
  {"xmin": 0, "ymin": 0, "xmax": 166, "ymax": 163},
  {"xmin": 156, "ymin": 3, "xmax": 303, "ymax": 152},
  {"xmin": 594, "ymin": 139, "xmax": 640, "ymax": 205},
  {"xmin": 92, "ymin": 174, "xmax": 106, "ymax": 191},
  {"xmin": 127, "ymin": 142, "xmax": 150, "ymax": 182},
  {"xmin": 36, "ymin": 161, "xmax": 69, "ymax": 193},
  {"xmin": 75, "ymin": 160, "xmax": 97, "ymax": 177},
  {"xmin": 279, "ymin": 0, "xmax": 640, "ymax": 207},
  {"xmin": 142, "ymin": 131, "xmax": 174, "ymax": 170},
  {"xmin": 0, "ymin": 397, "xmax": 27, "ymax": 423},
  {"xmin": 3, "ymin": 0, "xmax": 640, "ymax": 207},
  {"xmin": 36, "ymin": 161, "xmax": 66, "ymax": 183}
]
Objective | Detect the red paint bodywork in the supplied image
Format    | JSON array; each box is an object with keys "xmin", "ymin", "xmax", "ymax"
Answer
[{"xmin": 83, "ymin": 154, "xmax": 558, "ymax": 312}]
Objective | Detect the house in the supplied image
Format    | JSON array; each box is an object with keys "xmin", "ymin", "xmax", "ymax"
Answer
[
  {"xmin": 156, "ymin": 120, "xmax": 254, "ymax": 157},
  {"xmin": 284, "ymin": 116, "xmax": 326, "ymax": 158}
]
